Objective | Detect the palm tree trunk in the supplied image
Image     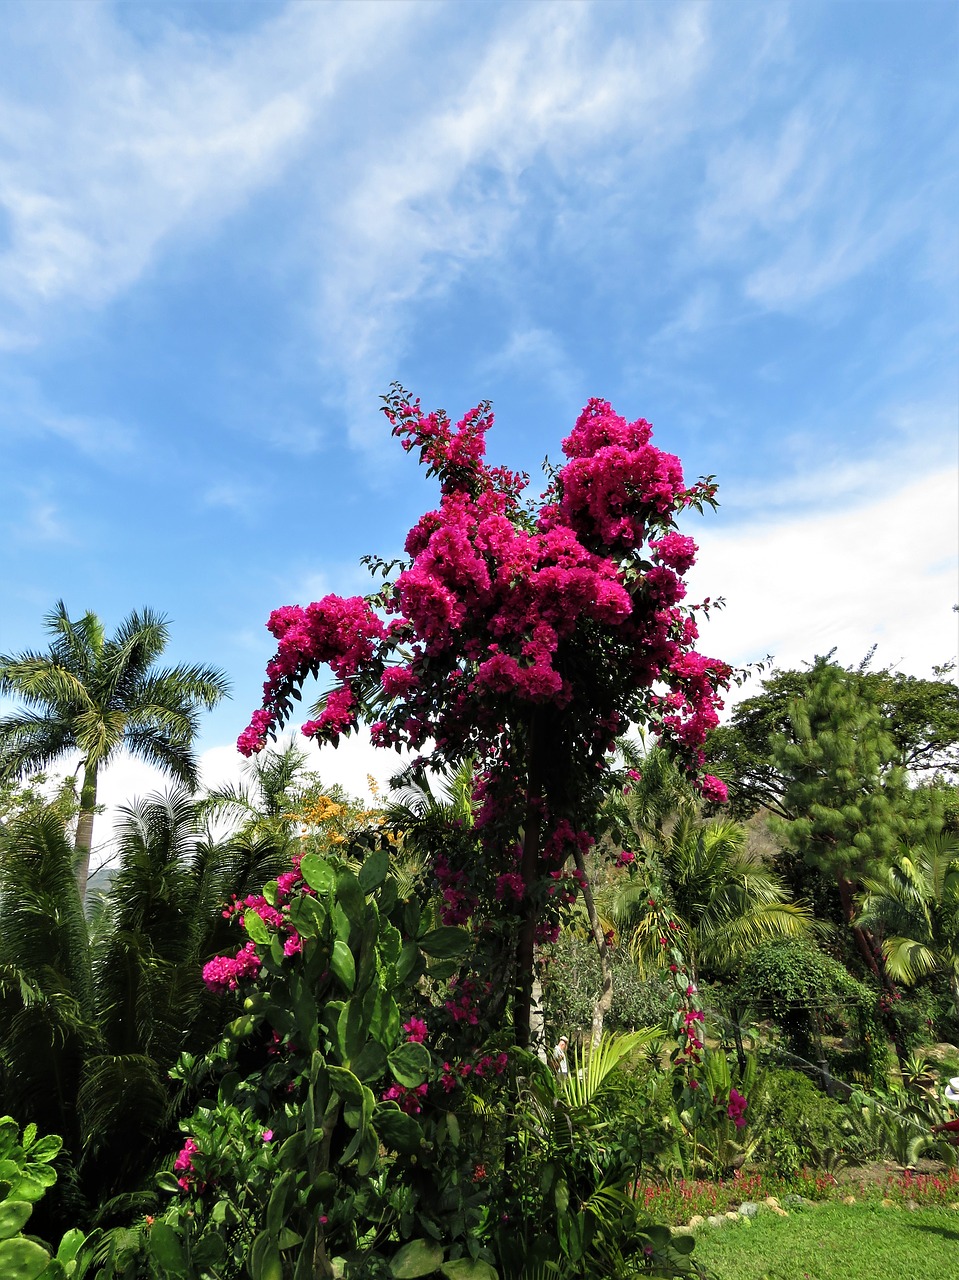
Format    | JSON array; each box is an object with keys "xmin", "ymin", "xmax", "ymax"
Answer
[
  {"xmin": 837, "ymin": 872, "xmax": 908, "ymax": 1071},
  {"xmin": 74, "ymin": 759, "xmax": 98, "ymax": 901}
]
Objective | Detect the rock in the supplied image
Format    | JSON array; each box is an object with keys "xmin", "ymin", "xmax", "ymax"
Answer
[
  {"xmin": 707, "ymin": 1215, "xmax": 724, "ymax": 1228},
  {"xmin": 907, "ymin": 1199, "xmax": 920, "ymax": 1211},
  {"xmin": 841, "ymin": 1195, "xmax": 856, "ymax": 1205},
  {"xmin": 764, "ymin": 1196, "xmax": 781, "ymax": 1208},
  {"xmin": 738, "ymin": 1202, "xmax": 759, "ymax": 1217},
  {"xmin": 687, "ymin": 1215, "xmax": 705, "ymax": 1228},
  {"xmin": 725, "ymin": 1211, "xmax": 740, "ymax": 1221},
  {"xmin": 783, "ymin": 1194, "xmax": 809, "ymax": 1208},
  {"xmin": 771, "ymin": 1206, "xmax": 789, "ymax": 1217},
  {"xmin": 949, "ymin": 1202, "xmax": 959, "ymax": 1211},
  {"xmin": 880, "ymin": 1198, "xmax": 896, "ymax": 1209}
]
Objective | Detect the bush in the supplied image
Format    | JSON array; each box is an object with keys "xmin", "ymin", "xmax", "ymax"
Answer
[{"xmin": 758, "ymin": 1068, "xmax": 852, "ymax": 1176}]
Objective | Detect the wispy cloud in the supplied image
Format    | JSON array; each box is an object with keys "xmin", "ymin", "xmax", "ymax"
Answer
[
  {"xmin": 0, "ymin": 1, "xmax": 415, "ymax": 329},
  {"xmin": 478, "ymin": 326, "xmax": 581, "ymax": 406},
  {"xmin": 201, "ymin": 480, "xmax": 265, "ymax": 514},
  {"xmin": 307, "ymin": 2, "xmax": 714, "ymax": 447},
  {"xmin": 0, "ymin": 367, "xmax": 138, "ymax": 456}
]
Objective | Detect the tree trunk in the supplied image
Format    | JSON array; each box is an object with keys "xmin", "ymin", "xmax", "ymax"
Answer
[
  {"xmin": 514, "ymin": 715, "xmax": 547, "ymax": 1049},
  {"xmin": 837, "ymin": 873, "xmax": 880, "ymax": 977},
  {"xmin": 74, "ymin": 759, "xmax": 99, "ymax": 902},
  {"xmin": 837, "ymin": 872, "xmax": 908, "ymax": 1072},
  {"xmin": 573, "ymin": 843, "xmax": 612, "ymax": 1047}
]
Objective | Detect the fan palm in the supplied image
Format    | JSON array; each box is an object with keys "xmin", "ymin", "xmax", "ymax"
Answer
[
  {"xmin": 0, "ymin": 601, "xmax": 229, "ymax": 897},
  {"xmin": 603, "ymin": 811, "xmax": 817, "ymax": 980},
  {"xmin": 201, "ymin": 739, "xmax": 315, "ymax": 845},
  {"xmin": 0, "ymin": 787, "xmax": 291, "ymax": 1234},
  {"xmin": 857, "ymin": 835, "xmax": 959, "ymax": 1011}
]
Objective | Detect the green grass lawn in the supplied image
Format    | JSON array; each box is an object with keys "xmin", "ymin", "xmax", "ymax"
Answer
[{"xmin": 690, "ymin": 1201, "xmax": 959, "ymax": 1280}]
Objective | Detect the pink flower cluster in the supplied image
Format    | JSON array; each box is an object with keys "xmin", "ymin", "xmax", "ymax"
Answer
[
  {"xmin": 237, "ymin": 388, "xmax": 732, "ymax": 935},
  {"xmin": 238, "ymin": 596, "xmax": 385, "ymax": 755},
  {"xmin": 203, "ymin": 855, "xmax": 311, "ymax": 991},
  {"xmin": 440, "ymin": 1050, "xmax": 509, "ymax": 1093},
  {"xmin": 202, "ymin": 940, "xmax": 262, "ymax": 993},
  {"xmin": 382, "ymin": 1081, "xmax": 429, "ymax": 1115},
  {"xmin": 174, "ymin": 1137, "xmax": 201, "ymax": 1192},
  {"xmin": 556, "ymin": 399, "xmax": 685, "ymax": 549},
  {"xmin": 402, "ymin": 1016, "xmax": 428, "ymax": 1044},
  {"xmin": 444, "ymin": 975, "xmax": 490, "ymax": 1027},
  {"xmin": 727, "ymin": 1087, "xmax": 748, "ymax": 1129}
]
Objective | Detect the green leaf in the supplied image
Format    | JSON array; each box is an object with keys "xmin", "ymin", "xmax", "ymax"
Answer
[
  {"xmin": 331, "ymin": 940, "xmax": 356, "ymax": 991},
  {"xmin": 54, "ymin": 1230, "xmax": 85, "ymax": 1267},
  {"xmin": 245, "ymin": 910, "xmax": 271, "ymax": 946},
  {"xmin": 328, "ymin": 1066, "xmax": 364, "ymax": 1104},
  {"xmin": 300, "ymin": 853, "xmax": 336, "ymax": 894},
  {"xmin": 289, "ymin": 893, "xmax": 327, "ymax": 939},
  {"xmin": 0, "ymin": 1201, "xmax": 33, "ymax": 1241},
  {"xmin": 336, "ymin": 1000, "xmax": 367, "ymax": 1063},
  {"xmin": 358, "ymin": 847, "xmax": 390, "ymax": 893},
  {"xmin": 147, "ymin": 1222, "xmax": 187, "ymax": 1276},
  {"xmin": 21, "ymin": 1126, "xmax": 36, "ymax": 1151},
  {"xmin": 227, "ymin": 1014, "xmax": 257, "ymax": 1040},
  {"xmin": 10, "ymin": 1176, "xmax": 45, "ymax": 1203},
  {"xmin": 446, "ymin": 1112, "xmax": 460, "ymax": 1147},
  {"xmin": 0, "ymin": 1238, "xmax": 51, "ymax": 1280},
  {"xmin": 250, "ymin": 1230, "xmax": 283, "ymax": 1280},
  {"xmin": 375, "ymin": 1109, "xmax": 424, "ymax": 1155},
  {"xmin": 418, "ymin": 926, "xmax": 471, "ymax": 960},
  {"xmin": 439, "ymin": 1261, "xmax": 497, "ymax": 1280},
  {"xmin": 389, "ymin": 1237, "xmax": 444, "ymax": 1277},
  {"xmin": 336, "ymin": 869, "xmax": 366, "ymax": 926},
  {"xmin": 553, "ymin": 1180, "xmax": 568, "ymax": 1215},
  {"xmin": 266, "ymin": 1173, "xmax": 294, "ymax": 1240},
  {"xmin": 351, "ymin": 1039, "xmax": 387, "ymax": 1082},
  {"xmin": 278, "ymin": 1131, "xmax": 308, "ymax": 1171},
  {"xmin": 366, "ymin": 988, "xmax": 400, "ymax": 1046},
  {"xmin": 670, "ymin": 1234, "xmax": 696, "ymax": 1255},
  {"xmin": 387, "ymin": 1041, "xmax": 431, "ymax": 1088}
]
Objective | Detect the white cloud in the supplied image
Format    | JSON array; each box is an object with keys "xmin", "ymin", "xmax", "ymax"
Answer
[
  {"xmin": 0, "ymin": 1, "xmax": 415, "ymax": 327},
  {"xmin": 687, "ymin": 466, "xmax": 959, "ymax": 679},
  {"xmin": 308, "ymin": 2, "xmax": 713, "ymax": 447},
  {"xmin": 85, "ymin": 725, "xmax": 414, "ymax": 872}
]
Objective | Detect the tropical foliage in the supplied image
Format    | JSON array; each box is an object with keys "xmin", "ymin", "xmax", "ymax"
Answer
[
  {"xmin": 858, "ymin": 835, "xmax": 959, "ymax": 1011},
  {"xmin": 0, "ymin": 602, "xmax": 228, "ymax": 897}
]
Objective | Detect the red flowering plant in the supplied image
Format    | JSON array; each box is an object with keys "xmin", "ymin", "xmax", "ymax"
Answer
[
  {"xmin": 238, "ymin": 387, "xmax": 732, "ymax": 1046},
  {"xmin": 664, "ymin": 945, "xmax": 761, "ymax": 1176}
]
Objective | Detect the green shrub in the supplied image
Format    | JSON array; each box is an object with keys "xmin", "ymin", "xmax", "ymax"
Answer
[{"xmin": 758, "ymin": 1068, "xmax": 851, "ymax": 1176}]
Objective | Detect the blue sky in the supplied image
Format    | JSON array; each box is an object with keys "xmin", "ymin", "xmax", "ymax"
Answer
[{"xmin": 1, "ymin": 0, "xmax": 956, "ymax": 823}]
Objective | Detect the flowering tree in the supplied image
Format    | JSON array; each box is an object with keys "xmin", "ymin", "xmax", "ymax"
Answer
[{"xmin": 239, "ymin": 388, "xmax": 731, "ymax": 1046}]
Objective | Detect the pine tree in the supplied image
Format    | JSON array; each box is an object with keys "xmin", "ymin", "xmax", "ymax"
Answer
[{"xmin": 771, "ymin": 660, "xmax": 941, "ymax": 1061}]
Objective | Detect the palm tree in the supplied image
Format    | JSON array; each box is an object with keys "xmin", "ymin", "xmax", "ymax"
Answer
[
  {"xmin": 0, "ymin": 602, "xmax": 229, "ymax": 897},
  {"xmin": 602, "ymin": 810, "xmax": 817, "ymax": 981},
  {"xmin": 857, "ymin": 835, "xmax": 959, "ymax": 1012},
  {"xmin": 0, "ymin": 786, "xmax": 292, "ymax": 1235}
]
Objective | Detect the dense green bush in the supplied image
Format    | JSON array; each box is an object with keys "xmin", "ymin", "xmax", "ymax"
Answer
[
  {"xmin": 734, "ymin": 939, "xmax": 882, "ymax": 1076},
  {"xmin": 758, "ymin": 1069, "xmax": 852, "ymax": 1175}
]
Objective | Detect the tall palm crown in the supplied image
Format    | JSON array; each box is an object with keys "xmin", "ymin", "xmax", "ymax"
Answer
[
  {"xmin": 600, "ymin": 746, "xmax": 815, "ymax": 980},
  {"xmin": 858, "ymin": 835, "xmax": 959, "ymax": 1012},
  {"xmin": 0, "ymin": 601, "xmax": 229, "ymax": 897}
]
